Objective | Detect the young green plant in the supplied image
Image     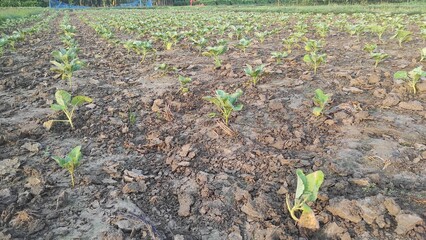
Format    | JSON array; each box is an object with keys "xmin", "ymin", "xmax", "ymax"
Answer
[
  {"xmin": 391, "ymin": 29, "xmax": 412, "ymax": 47},
  {"xmin": 244, "ymin": 64, "xmax": 265, "ymax": 86},
  {"xmin": 271, "ymin": 51, "xmax": 288, "ymax": 64},
  {"xmin": 304, "ymin": 39, "xmax": 324, "ymax": 53},
  {"xmin": 202, "ymin": 45, "xmax": 228, "ymax": 69},
  {"xmin": 52, "ymin": 146, "xmax": 82, "ymax": 187},
  {"xmin": 303, "ymin": 52, "xmax": 326, "ymax": 74},
  {"xmin": 394, "ymin": 66, "xmax": 426, "ymax": 94},
  {"xmin": 178, "ymin": 75, "xmax": 192, "ymax": 94},
  {"xmin": 202, "ymin": 89, "xmax": 243, "ymax": 125},
  {"xmin": 286, "ymin": 169, "xmax": 325, "ymax": 229},
  {"xmin": 155, "ymin": 63, "xmax": 177, "ymax": 76},
  {"xmin": 236, "ymin": 38, "xmax": 252, "ymax": 53},
  {"xmin": 370, "ymin": 52, "xmax": 389, "ymax": 68},
  {"xmin": 50, "ymin": 48, "xmax": 84, "ymax": 88},
  {"xmin": 312, "ymin": 89, "xmax": 329, "ymax": 117},
  {"xmin": 44, "ymin": 90, "xmax": 92, "ymax": 130},
  {"xmin": 363, "ymin": 43, "xmax": 377, "ymax": 54}
]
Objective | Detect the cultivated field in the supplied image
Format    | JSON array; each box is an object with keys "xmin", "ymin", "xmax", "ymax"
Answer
[{"xmin": 0, "ymin": 7, "xmax": 425, "ymax": 239}]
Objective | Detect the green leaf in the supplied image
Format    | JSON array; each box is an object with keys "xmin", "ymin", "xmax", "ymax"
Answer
[
  {"xmin": 303, "ymin": 54, "xmax": 311, "ymax": 63},
  {"xmin": 52, "ymin": 156, "xmax": 67, "ymax": 167},
  {"xmin": 55, "ymin": 90, "xmax": 71, "ymax": 107},
  {"xmin": 304, "ymin": 170, "xmax": 325, "ymax": 202},
  {"xmin": 295, "ymin": 169, "xmax": 307, "ymax": 199},
  {"xmin": 50, "ymin": 60, "xmax": 64, "ymax": 68},
  {"xmin": 315, "ymin": 89, "xmax": 329, "ymax": 103},
  {"xmin": 232, "ymin": 104, "xmax": 243, "ymax": 111},
  {"xmin": 50, "ymin": 104, "xmax": 66, "ymax": 111},
  {"xmin": 68, "ymin": 146, "xmax": 82, "ymax": 166},
  {"xmin": 71, "ymin": 96, "xmax": 93, "ymax": 106},
  {"xmin": 394, "ymin": 71, "xmax": 408, "ymax": 79},
  {"xmin": 216, "ymin": 90, "xmax": 227, "ymax": 99}
]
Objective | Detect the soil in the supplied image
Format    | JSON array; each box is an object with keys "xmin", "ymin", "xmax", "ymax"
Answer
[{"xmin": 0, "ymin": 9, "xmax": 425, "ymax": 240}]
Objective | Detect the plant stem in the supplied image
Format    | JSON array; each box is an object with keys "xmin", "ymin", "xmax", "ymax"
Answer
[
  {"xmin": 70, "ymin": 172, "xmax": 75, "ymax": 187},
  {"xmin": 64, "ymin": 109, "xmax": 74, "ymax": 129}
]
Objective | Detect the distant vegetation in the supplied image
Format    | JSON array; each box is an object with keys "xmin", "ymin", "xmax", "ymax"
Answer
[
  {"xmin": 0, "ymin": 0, "xmax": 423, "ymax": 7},
  {"xmin": 0, "ymin": 8, "xmax": 45, "ymax": 23}
]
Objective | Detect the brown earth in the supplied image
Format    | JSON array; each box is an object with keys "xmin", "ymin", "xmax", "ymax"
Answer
[{"xmin": 0, "ymin": 9, "xmax": 425, "ymax": 240}]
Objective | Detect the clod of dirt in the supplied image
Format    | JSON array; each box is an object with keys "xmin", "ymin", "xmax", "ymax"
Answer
[
  {"xmin": 228, "ymin": 231, "xmax": 243, "ymax": 240},
  {"xmin": 349, "ymin": 178, "xmax": 370, "ymax": 187},
  {"xmin": 98, "ymin": 229, "xmax": 124, "ymax": 240},
  {"xmin": 368, "ymin": 74, "xmax": 381, "ymax": 84},
  {"xmin": 176, "ymin": 178, "xmax": 198, "ymax": 217},
  {"xmin": 323, "ymin": 222, "xmax": 346, "ymax": 238},
  {"xmin": 343, "ymin": 87, "xmax": 364, "ymax": 94},
  {"xmin": 417, "ymin": 82, "xmax": 426, "ymax": 93},
  {"xmin": 0, "ymin": 158, "xmax": 20, "ymax": 176},
  {"xmin": 20, "ymin": 142, "xmax": 41, "ymax": 153},
  {"xmin": 382, "ymin": 94, "xmax": 400, "ymax": 107},
  {"xmin": 395, "ymin": 214, "xmax": 424, "ymax": 235},
  {"xmin": 0, "ymin": 188, "xmax": 17, "ymax": 207},
  {"xmin": 0, "ymin": 232, "xmax": 11, "ymax": 240},
  {"xmin": 178, "ymin": 193, "xmax": 194, "ymax": 217},
  {"xmin": 122, "ymin": 182, "xmax": 147, "ymax": 194},
  {"xmin": 327, "ymin": 198, "xmax": 363, "ymax": 223},
  {"xmin": 151, "ymin": 99, "xmax": 164, "ymax": 113},
  {"xmin": 241, "ymin": 199, "xmax": 265, "ymax": 221},
  {"xmin": 373, "ymin": 89, "xmax": 387, "ymax": 98},
  {"xmin": 114, "ymin": 218, "xmax": 143, "ymax": 232},
  {"xmin": 383, "ymin": 198, "xmax": 401, "ymax": 216},
  {"xmin": 24, "ymin": 176, "xmax": 43, "ymax": 195},
  {"xmin": 398, "ymin": 101, "xmax": 424, "ymax": 111},
  {"xmin": 268, "ymin": 99, "xmax": 284, "ymax": 111},
  {"xmin": 179, "ymin": 144, "xmax": 192, "ymax": 157}
]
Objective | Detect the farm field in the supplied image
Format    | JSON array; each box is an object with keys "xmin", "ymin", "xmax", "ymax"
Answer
[{"xmin": 0, "ymin": 7, "xmax": 426, "ymax": 239}]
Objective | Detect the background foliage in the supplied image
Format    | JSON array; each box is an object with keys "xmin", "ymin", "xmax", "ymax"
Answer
[{"xmin": 0, "ymin": 0, "xmax": 421, "ymax": 7}]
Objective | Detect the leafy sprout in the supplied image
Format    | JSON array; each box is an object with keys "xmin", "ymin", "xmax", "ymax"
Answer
[
  {"xmin": 44, "ymin": 90, "xmax": 92, "ymax": 130},
  {"xmin": 254, "ymin": 31, "xmax": 268, "ymax": 43},
  {"xmin": 50, "ymin": 48, "xmax": 84, "ymax": 88},
  {"xmin": 178, "ymin": 75, "xmax": 192, "ymax": 94},
  {"xmin": 244, "ymin": 64, "xmax": 265, "ymax": 86},
  {"xmin": 203, "ymin": 89, "xmax": 243, "ymax": 125},
  {"xmin": 391, "ymin": 29, "xmax": 412, "ymax": 47},
  {"xmin": 286, "ymin": 169, "xmax": 325, "ymax": 230},
  {"xmin": 369, "ymin": 25, "xmax": 387, "ymax": 42},
  {"xmin": 155, "ymin": 63, "xmax": 177, "ymax": 76},
  {"xmin": 363, "ymin": 43, "xmax": 377, "ymax": 54},
  {"xmin": 394, "ymin": 66, "xmax": 426, "ymax": 94},
  {"xmin": 236, "ymin": 38, "xmax": 252, "ymax": 53},
  {"xmin": 123, "ymin": 40, "xmax": 156, "ymax": 62},
  {"xmin": 202, "ymin": 45, "xmax": 228, "ymax": 69},
  {"xmin": 271, "ymin": 51, "xmax": 288, "ymax": 64},
  {"xmin": 282, "ymin": 37, "xmax": 298, "ymax": 53},
  {"xmin": 312, "ymin": 89, "xmax": 329, "ymax": 117},
  {"xmin": 303, "ymin": 52, "xmax": 326, "ymax": 74},
  {"xmin": 304, "ymin": 39, "xmax": 324, "ymax": 53},
  {"xmin": 370, "ymin": 52, "xmax": 389, "ymax": 68},
  {"xmin": 52, "ymin": 146, "xmax": 82, "ymax": 187},
  {"xmin": 190, "ymin": 37, "xmax": 208, "ymax": 54}
]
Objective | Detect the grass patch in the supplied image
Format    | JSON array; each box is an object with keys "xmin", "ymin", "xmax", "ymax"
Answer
[
  {"xmin": 0, "ymin": 7, "xmax": 45, "ymax": 23},
  {"xmin": 172, "ymin": 2, "xmax": 426, "ymax": 14}
]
